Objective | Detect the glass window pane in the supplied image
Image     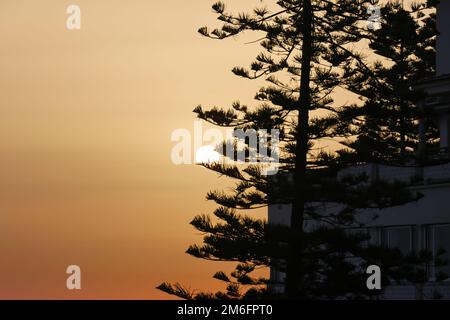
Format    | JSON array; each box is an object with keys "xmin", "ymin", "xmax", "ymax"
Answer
[
  {"xmin": 387, "ymin": 227, "xmax": 411, "ymax": 255},
  {"xmin": 368, "ymin": 228, "xmax": 379, "ymax": 246},
  {"xmin": 435, "ymin": 225, "xmax": 450, "ymax": 277},
  {"xmin": 345, "ymin": 228, "xmax": 368, "ymax": 248}
]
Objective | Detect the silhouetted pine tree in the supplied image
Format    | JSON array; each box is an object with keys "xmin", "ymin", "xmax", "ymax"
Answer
[
  {"xmin": 336, "ymin": 0, "xmax": 439, "ymax": 164},
  {"xmin": 158, "ymin": 0, "xmax": 442, "ymax": 299}
]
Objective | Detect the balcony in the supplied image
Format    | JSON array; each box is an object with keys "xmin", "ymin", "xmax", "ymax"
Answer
[
  {"xmin": 338, "ymin": 162, "xmax": 450, "ymax": 186},
  {"xmin": 426, "ymin": 147, "xmax": 450, "ymax": 162}
]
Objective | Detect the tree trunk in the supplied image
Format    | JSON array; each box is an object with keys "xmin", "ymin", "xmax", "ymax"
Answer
[{"xmin": 285, "ymin": 0, "xmax": 313, "ymax": 299}]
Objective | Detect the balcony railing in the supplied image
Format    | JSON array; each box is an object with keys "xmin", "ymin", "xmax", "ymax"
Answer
[
  {"xmin": 426, "ymin": 147, "xmax": 450, "ymax": 162},
  {"xmin": 338, "ymin": 162, "xmax": 450, "ymax": 185}
]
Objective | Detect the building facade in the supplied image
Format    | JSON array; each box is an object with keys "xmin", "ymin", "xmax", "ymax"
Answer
[{"xmin": 268, "ymin": 1, "xmax": 450, "ymax": 299}]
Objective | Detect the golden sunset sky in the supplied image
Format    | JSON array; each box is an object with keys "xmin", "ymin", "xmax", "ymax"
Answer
[{"xmin": 0, "ymin": 0, "xmax": 271, "ymax": 299}]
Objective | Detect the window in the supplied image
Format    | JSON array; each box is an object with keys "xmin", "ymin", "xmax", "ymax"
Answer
[
  {"xmin": 427, "ymin": 224, "xmax": 450, "ymax": 280},
  {"xmin": 345, "ymin": 228, "xmax": 369, "ymax": 248},
  {"xmin": 383, "ymin": 226, "xmax": 413, "ymax": 255},
  {"xmin": 368, "ymin": 228, "xmax": 380, "ymax": 246}
]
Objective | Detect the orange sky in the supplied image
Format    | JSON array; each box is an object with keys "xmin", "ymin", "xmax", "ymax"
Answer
[
  {"xmin": 0, "ymin": 0, "xmax": 271, "ymax": 299},
  {"xmin": 0, "ymin": 0, "xmax": 405, "ymax": 299}
]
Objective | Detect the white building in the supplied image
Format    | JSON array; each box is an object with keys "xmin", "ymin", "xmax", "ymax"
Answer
[{"xmin": 268, "ymin": 1, "xmax": 450, "ymax": 299}]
